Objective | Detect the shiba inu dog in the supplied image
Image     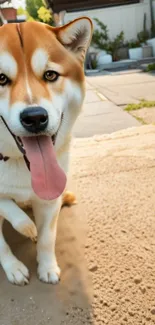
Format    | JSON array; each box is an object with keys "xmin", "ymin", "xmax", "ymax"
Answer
[{"xmin": 0, "ymin": 17, "xmax": 93, "ymax": 285}]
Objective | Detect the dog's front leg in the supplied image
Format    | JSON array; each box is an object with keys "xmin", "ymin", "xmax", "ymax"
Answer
[
  {"xmin": 0, "ymin": 199, "xmax": 38, "ymax": 285},
  {"xmin": 0, "ymin": 215, "xmax": 29, "ymax": 285},
  {"xmin": 32, "ymin": 197, "xmax": 62, "ymax": 284},
  {"xmin": 0, "ymin": 199, "xmax": 37, "ymax": 241}
]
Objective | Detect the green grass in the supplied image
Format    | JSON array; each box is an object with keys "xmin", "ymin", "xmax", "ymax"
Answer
[
  {"xmin": 125, "ymin": 100, "xmax": 155, "ymax": 112},
  {"xmin": 132, "ymin": 115, "xmax": 146, "ymax": 125},
  {"xmin": 146, "ymin": 63, "xmax": 155, "ymax": 72}
]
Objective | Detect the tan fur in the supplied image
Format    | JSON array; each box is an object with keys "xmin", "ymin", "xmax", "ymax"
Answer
[
  {"xmin": 0, "ymin": 21, "xmax": 86, "ymax": 106},
  {"xmin": 62, "ymin": 191, "xmax": 77, "ymax": 207}
]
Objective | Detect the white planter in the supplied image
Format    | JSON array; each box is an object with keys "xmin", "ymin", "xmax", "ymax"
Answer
[
  {"xmin": 147, "ymin": 38, "xmax": 155, "ymax": 56},
  {"xmin": 96, "ymin": 53, "xmax": 112, "ymax": 67},
  {"xmin": 142, "ymin": 45, "xmax": 153, "ymax": 58},
  {"xmin": 96, "ymin": 50, "xmax": 108, "ymax": 60},
  {"xmin": 129, "ymin": 47, "xmax": 143, "ymax": 60}
]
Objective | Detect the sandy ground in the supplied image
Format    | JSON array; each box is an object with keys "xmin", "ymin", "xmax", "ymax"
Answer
[
  {"xmin": 1, "ymin": 124, "xmax": 155, "ymax": 324},
  {"xmin": 131, "ymin": 107, "xmax": 155, "ymax": 125}
]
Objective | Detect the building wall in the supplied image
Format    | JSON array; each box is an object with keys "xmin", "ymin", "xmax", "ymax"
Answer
[
  {"xmin": 65, "ymin": 0, "xmax": 151, "ymax": 42},
  {"xmin": 1, "ymin": 8, "xmax": 17, "ymax": 21},
  {"xmin": 152, "ymin": 0, "xmax": 155, "ymax": 20}
]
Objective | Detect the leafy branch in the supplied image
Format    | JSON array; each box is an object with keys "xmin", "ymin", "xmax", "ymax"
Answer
[{"xmin": 91, "ymin": 18, "xmax": 124, "ymax": 61}]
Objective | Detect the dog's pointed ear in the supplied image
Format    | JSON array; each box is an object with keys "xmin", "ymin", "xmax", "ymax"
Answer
[{"xmin": 55, "ymin": 17, "xmax": 93, "ymax": 62}]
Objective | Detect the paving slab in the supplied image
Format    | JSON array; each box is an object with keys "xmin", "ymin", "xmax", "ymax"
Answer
[
  {"xmin": 73, "ymin": 100, "xmax": 140, "ymax": 137},
  {"xmin": 97, "ymin": 86, "xmax": 139, "ymax": 106},
  {"xmin": 84, "ymin": 89, "xmax": 102, "ymax": 104},
  {"xmin": 86, "ymin": 72, "xmax": 155, "ymax": 87},
  {"xmin": 86, "ymin": 72, "xmax": 155, "ymax": 105},
  {"xmin": 112, "ymin": 82, "xmax": 155, "ymax": 102},
  {"xmin": 81, "ymin": 101, "xmax": 121, "ymax": 116}
]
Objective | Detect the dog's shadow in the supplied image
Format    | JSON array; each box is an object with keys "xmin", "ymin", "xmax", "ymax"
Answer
[{"xmin": 0, "ymin": 199, "xmax": 93, "ymax": 325}]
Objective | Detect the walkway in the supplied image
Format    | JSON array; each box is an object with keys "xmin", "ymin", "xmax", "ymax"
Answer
[{"xmin": 73, "ymin": 73, "xmax": 144, "ymax": 137}]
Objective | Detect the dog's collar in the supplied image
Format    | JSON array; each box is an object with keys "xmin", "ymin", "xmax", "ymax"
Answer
[{"xmin": 0, "ymin": 116, "xmax": 30, "ymax": 170}]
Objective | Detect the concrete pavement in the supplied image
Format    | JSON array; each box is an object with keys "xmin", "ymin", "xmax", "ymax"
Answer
[
  {"xmin": 86, "ymin": 72, "xmax": 155, "ymax": 105},
  {"xmin": 73, "ymin": 77, "xmax": 140, "ymax": 137},
  {"xmin": 73, "ymin": 71, "xmax": 155, "ymax": 137}
]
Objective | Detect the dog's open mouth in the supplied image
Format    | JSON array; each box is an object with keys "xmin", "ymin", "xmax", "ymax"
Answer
[
  {"xmin": 1, "ymin": 114, "xmax": 66, "ymax": 201},
  {"xmin": 15, "ymin": 113, "xmax": 64, "ymax": 155},
  {"xmin": 15, "ymin": 132, "xmax": 58, "ymax": 155}
]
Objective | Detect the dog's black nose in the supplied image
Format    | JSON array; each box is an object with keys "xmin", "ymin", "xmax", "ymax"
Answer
[{"xmin": 20, "ymin": 107, "xmax": 48, "ymax": 133}]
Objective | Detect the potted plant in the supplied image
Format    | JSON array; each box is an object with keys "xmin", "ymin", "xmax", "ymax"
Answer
[
  {"xmin": 128, "ymin": 40, "xmax": 143, "ymax": 60},
  {"xmin": 138, "ymin": 13, "xmax": 152, "ymax": 58},
  {"xmin": 147, "ymin": 38, "xmax": 155, "ymax": 57},
  {"xmin": 141, "ymin": 41, "xmax": 153, "ymax": 58},
  {"xmin": 116, "ymin": 41, "xmax": 129, "ymax": 60},
  {"xmin": 107, "ymin": 31, "xmax": 124, "ymax": 61},
  {"xmin": 147, "ymin": 4, "xmax": 155, "ymax": 56},
  {"xmin": 91, "ymin": 18, "xmax": 124, "ymax": 63}
]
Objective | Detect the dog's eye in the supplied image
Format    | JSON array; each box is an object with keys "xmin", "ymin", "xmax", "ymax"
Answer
[
  {"xmin": 43, "ymin": 70, "xmax": 59, "ymax": 82},
  {"xmin": 0, "ymin": 73, "xmax": 10, "ymax": 86}
]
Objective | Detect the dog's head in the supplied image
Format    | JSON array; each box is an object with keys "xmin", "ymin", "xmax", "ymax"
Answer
[
  {"xmin": 0, "ymin": 18, "xmax": 93, "ymax": 201},
  {"xmin": 0, "ymin": 18, "xmax": 92, "ymax": 147}
]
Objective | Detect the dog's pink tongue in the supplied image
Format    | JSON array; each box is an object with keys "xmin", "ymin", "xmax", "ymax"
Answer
[{"xmin": 22, "ymin": 136, "xmax": 66, "ymax": 200}]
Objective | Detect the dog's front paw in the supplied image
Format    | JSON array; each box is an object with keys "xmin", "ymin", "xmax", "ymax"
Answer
[
  {"xmin": 62, "ymin": 191, "xmax": 77, "ymax": 207},
  {"xmin": 13, "ymin": 219, "xmax": 37, "ymax": 242},
  {"xmin": 4, "ymin": 259, "xmax": 29, "ymax": 286},
  {"xmin": 38, "ymin": 263, "xmax": 61, "ymax": 284}
]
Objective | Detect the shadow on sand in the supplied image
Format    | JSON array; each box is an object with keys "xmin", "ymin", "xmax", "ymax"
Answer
[{"xmin": 0, "ymin": 196, "xmax": 94, "ymax": 325}]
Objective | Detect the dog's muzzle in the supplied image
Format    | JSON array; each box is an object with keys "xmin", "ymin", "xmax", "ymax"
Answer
[
  {"xmin": 0, "ymin": 111, "xmax": 63, "ymax": 171},
  {"xmin": 20, "ymin": 107, "xmax": 48, "ymax": 133}
]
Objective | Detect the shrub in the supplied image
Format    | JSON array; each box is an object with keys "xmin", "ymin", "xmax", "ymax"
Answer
[{"xmin": 91, "ymin": 18, "xmax": 124, "ymax": 61}]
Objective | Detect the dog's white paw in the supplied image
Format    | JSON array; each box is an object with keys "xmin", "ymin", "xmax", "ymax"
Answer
[
  {"xmin": 38, "ymin": 263, "xmax": 61, "ymax": 284},
  {"xmin": 13, "ymin": 219, "xmax": 37, "ymax": 242},
  {"xmin": 4, "ymin": 260, "xmax": 29, "ymax": 286}
]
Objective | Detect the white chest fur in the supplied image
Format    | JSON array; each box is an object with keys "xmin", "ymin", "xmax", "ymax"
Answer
[{"xmin": 0, "ymin": 158, "xmax": 33, "ymax": 202}]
